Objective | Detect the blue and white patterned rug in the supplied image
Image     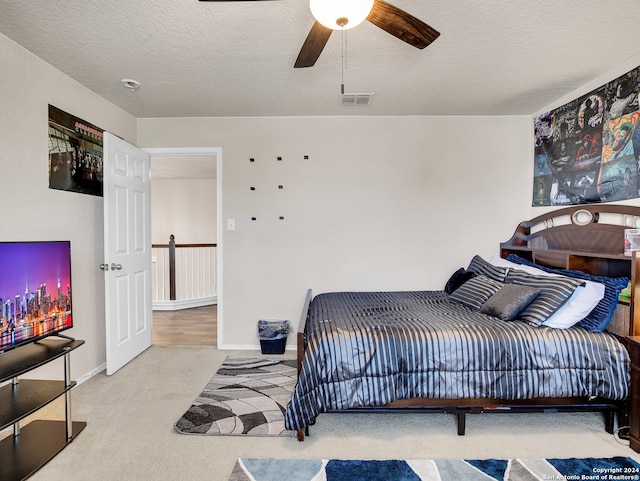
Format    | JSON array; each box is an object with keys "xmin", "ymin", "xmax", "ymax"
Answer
[
  {"xmin": 174, "ymin": 357, "xmax": 296, "ymax": 437},
  {"xmin": 228, "ymin": 457, "xmax": 640, "ymax": 481}
]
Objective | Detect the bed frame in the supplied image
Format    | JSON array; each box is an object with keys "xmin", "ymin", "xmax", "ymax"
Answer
[{"xmin": 294, "ymin": 204, "xmax": 640, "ymax": 441}]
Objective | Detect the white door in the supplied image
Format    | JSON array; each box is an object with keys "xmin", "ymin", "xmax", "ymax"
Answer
[{"xmin": 103, "ymin": 132, "xmax": 152, "ymax": 375}]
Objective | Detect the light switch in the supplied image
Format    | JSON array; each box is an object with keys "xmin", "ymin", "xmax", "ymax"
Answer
[{"xmin": 227, "ymin": 218, "xmax": 236, "ymax": 231}]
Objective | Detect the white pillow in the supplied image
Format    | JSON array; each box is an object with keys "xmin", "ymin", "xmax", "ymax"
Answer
[{"xmin": 490, "ymin": 254, "xmax": 605, "ymax": 328}]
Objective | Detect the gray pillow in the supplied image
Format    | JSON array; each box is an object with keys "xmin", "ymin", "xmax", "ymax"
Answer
[
  {"xmin": 504, "ymin": 269, "xmax": 584, "ymax": 326},
  {"xmin": 480, "ymin": 284, "xmax": 541, "ymax": 321},
  {"xmin": 467, "ymin": 255, "xmax": 508, "ymax": 282},
  {"xmin": 449, "ymin": 275, "xmax": 504, "ymax": 310}
]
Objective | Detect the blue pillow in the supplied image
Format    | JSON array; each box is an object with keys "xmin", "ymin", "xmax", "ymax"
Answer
[
  {"xmin": 444, "ymin": 267, "xmax": 476, "ymax": 294},
  {"xmin": 505, "ymin": 254, "xmax": 629, "ymax": 332}
]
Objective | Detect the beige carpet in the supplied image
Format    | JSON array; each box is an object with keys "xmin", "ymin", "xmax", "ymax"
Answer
[{"xmin": 3, "ymin": 345, "xmax": 638, "ymax": 481}]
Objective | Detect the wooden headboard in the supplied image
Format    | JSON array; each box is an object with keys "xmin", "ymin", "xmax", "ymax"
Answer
[{"xmin": 500, "ymin": 204, "xmax": 640, "ymax": 337}]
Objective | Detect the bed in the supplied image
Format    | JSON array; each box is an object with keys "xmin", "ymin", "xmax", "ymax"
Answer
[{"xmin": 285, "ymin": 204, "xmax": 640, "ymax": 442}]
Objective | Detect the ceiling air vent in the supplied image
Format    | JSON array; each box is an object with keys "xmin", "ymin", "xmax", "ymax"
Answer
[{"xmin": 339, "ymin": 93, "xmax": 374, "ymax": 106}]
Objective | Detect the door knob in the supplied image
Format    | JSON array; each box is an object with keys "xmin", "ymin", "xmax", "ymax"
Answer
[
  {"xmin": 99, "ymin": 263, "xmax": 110, "ymax": 271},
  {"xmin": 110, "ymin": 263, "xmax": 123, "ymax": 270}
]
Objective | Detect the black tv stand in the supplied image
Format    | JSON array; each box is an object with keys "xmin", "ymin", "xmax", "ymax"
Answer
[
  {"xmin": 0, "ymin": 338, "xmax": 85, "ymax": 481},
  {"xmin": 52, "ymin": 333, "xmax": 75, "ymax": 341}
]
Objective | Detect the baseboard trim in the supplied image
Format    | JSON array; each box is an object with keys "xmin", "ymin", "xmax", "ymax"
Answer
[
  {"xmin": 153, "ymin": 297, "xmax": 217, "ymax": 311},
  {"xmin": 77, "ymin": 363, "xmax": 106, "ymax": 385},
  {"xmin": 218, "ymin": 343, "xmax": 294, "ymax": 352}
]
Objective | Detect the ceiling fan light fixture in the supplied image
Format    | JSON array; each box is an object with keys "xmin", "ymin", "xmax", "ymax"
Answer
[{"xmin": 310, "ymin": 0, "xmax": 374, "ymax": 30}]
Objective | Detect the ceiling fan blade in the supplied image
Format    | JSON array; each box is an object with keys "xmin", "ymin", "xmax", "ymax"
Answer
[
  {"xmin": 294, "ymin": 21, "xmax": 333, "ymax": 68},
  {"xmin": 366, "ymin": 0, "xmax": 440, "ymax": 49}
]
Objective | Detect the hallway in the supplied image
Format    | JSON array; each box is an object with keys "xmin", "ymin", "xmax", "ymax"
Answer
[{"xmin": 152, "ymin": 304, "xmax": 217, "ymax": 346}]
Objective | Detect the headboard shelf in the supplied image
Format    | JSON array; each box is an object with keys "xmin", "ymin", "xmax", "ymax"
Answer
[
  {"xmin": 501, "ymin": 245, "xmax": 629, "ymax": 261},
  {"xmin": 500, "ymin": 245, "xmax": 632, "ymax": 277},
  {"xmin": 500, "ymin": 204, "xmax": 640, "ymax": 337}
]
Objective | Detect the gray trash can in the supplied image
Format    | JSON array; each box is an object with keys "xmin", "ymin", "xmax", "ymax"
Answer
[{"xmin": 258, "ymin": 319, "xmax": 290, "ymax": 354}]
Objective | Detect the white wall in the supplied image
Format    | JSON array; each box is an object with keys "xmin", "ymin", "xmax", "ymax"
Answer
[
  {"xmin": 1, "ymin": 33, "xmax": 137, "ymax": 380},
  {"xmin": 151, "ymin": 179, "xmax": 217, "ymax": 245},
  {"xmin": 137, "ymin": 115, "xmax": 533, "ymax": 349}
]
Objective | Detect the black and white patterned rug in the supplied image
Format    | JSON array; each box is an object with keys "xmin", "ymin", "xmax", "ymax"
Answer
[{"xmin": 174, "ymin": 357, "xmax": 297, "ymax": 437}]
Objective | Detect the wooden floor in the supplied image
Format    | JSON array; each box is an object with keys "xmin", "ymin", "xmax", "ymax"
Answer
[{"xmin": 152, "ymin": 304, "xmax": 217, "ymax": 346}]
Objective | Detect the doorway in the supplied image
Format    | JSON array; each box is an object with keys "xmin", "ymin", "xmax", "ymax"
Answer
[
  {"xmin": 152, "ymin": 305, "xmax": 217, "ymax": 345},
  {"xmin": 144, "ymin": 147, "xmax": 222, "ymax": 347}
]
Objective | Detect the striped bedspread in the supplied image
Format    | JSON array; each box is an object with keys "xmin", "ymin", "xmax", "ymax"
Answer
[{"xmin": 284, "ymin": 290, "xmax": 630, "ymax": 431}]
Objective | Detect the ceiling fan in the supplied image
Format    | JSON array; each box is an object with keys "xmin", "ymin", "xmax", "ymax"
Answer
[
  {"xmin": 199, "ymin": 0, "xmax": 440, "ymax": 68},
  {"xmin": 295, "ymin": 0, "xmax": 440, "ymax": 68}
]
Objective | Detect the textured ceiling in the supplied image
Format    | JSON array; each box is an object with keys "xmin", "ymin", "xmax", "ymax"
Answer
[{"xmin": 2, "ymin": 0, "xmax": 640, "ymax": 118}]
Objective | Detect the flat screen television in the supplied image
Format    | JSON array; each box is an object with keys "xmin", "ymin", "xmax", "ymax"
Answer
[{"xmin": 0, "ymin": 241, "xmax": 73, "ymax": 352}]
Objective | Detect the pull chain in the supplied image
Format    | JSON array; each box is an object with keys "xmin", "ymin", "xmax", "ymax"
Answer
[{"xmin": 341, "ymin": 28, "xmax": 347, "ymax": 94}]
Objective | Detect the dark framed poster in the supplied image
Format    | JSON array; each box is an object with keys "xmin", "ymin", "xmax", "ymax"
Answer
[
  {"xmin": 48, "ymin": 105, "xmax": 104, "ymax": 196},
  {"xmin": 533, "ymin": 66, "xmax": 640, "ymax": 206}
]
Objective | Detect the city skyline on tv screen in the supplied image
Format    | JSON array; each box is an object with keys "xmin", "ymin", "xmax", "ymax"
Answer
[
  {"xmin": 0, "ymin": 241, "xmax": 72, "ymax": 351},
  {"xmin": 0, "ymin": 242, "xmax": 71, "ymax": 298}
]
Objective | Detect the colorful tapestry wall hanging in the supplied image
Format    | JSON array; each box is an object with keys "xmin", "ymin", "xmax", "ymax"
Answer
[{"xmin": 533, "ymin": 66, "xmax": 640, "ymax": 206}]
